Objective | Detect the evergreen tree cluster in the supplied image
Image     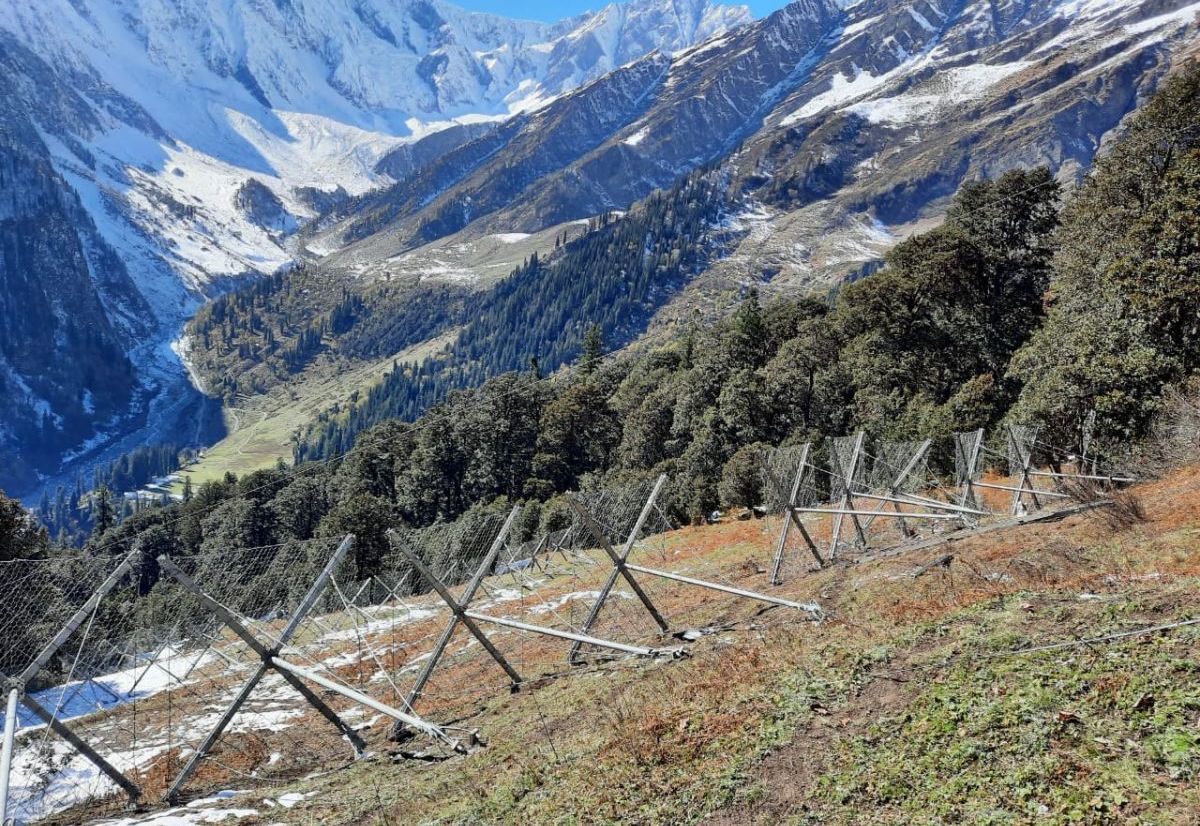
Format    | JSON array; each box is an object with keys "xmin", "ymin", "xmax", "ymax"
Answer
[
  {"xmin": 95, "ymin": 444, "xmax": 183, "ymax": 494},
  {"xmin": 33, "ymin": 444, "xmax": 188, "ymax": 545},
  {"xmin": 295, "ymin": 170, "xmax": 728, "ymax": 462},
  {"xmin": 1010, "ymin": 66, "xmax": 1200, "ymax": 448},
  {"xmin": 187, "ymin": 268, "xmax": 467, "ymax": 401}
]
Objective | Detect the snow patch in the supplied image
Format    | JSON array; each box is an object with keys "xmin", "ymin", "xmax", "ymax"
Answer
[
  {"xmin": 782, "ymin": 64, "xmax": 898, "ymax": 124},
  {"xmin": 848, "ymin": 61, "xmax": 1031, "ymax": 124},
  {"xmin": 623, "ymin": 126, "xmax": 651, "ymax": 146},
  {"xmin": 907, "ymin": 6, "xmax": 937, "ymax": 33},
  {"xmin": 525, "ymin": 590, "xmax": 634, "ymax": 615},
  {"xmin": 95, "ymin": 790, "xmax": 258, "ymax": 825},
  {"xmin": 1124, "ymin": 1, "xmax": 1200, "ymax": 35}
]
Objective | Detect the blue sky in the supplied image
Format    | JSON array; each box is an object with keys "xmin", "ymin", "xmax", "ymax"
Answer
[{"xmin": 455, "ymin": 1, "xmax": 788, "ymax": 22}]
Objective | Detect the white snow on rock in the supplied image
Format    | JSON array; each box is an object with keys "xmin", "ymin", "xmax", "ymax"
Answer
[
  {"xmin": 784, "ymin": 0, "xmax": 1199, "ymax": 132},
  {"xmin": 847, "ymin": 62, "xmax": 1032, "ymax": 124},
  {"xmin": 782, "ymin": 63, "xmax": 899, "ymax": 124},
  {"xmin": 623, "ymin": 126, "xmax": 652, "ymax": 146}
]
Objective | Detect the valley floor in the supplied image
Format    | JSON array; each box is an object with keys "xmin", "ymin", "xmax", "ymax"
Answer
[{"xmin": 73, "ymin": 467, "xmax": 1200, "ymax": 825}]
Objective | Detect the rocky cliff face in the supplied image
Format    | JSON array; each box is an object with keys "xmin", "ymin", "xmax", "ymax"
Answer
[
  {"xmin": 712, "ymin": 0, "xmax": 1200, "ymax": 289},
  {"xmin": 4, "ymin": 0, "xmax": 1197, "ymax": 496},
  {"xmin": 0, "ymin": 0, "xmax": 751, "ymax": 293},
  {"xmin": 0, "ymin": 34, "xmax": 151, "ymax": 492}
]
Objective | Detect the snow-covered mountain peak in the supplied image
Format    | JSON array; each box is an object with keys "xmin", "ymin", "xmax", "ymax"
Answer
[{"xmin": 0, "ymin": 0, "xmax": 752, "ymax": 304}]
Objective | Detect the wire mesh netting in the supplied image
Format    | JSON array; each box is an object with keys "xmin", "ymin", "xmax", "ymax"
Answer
[
  {"xmin": 953, "ymin": 430, "xmax": 985, "ymax": 488},
  {"xmin": 867, "ymin": 440, "xmax": 931, "ymax": 494},
  {"xmin": 828, "ymin": 434, "xmax": 868, "ymax": 503},
  {"xmin": 766, "ymin": 434, "xmax": 990, "ymax": 572},
  {"xmin": 0, "ymin": 536, "xmax": 368, "ymax": 824},
  {"xmin": 758, "ymin": 444, "xmax": 822, "ymax": 583},
  {"xmin": 1006, "ymin": 425, "xmax": 1038, "ymax": 478},
  {"xmin": 560, "ymin": 477, "xmax": 817, "ymax": 659},
  {"xmin": 760, "ymin": 444, "xmax": 818, "ymax": 513},
  {"xmin": 6, "ymin": 424, "xmax": 1120, "ymax": 823},
  {"xmin": 0, "ymin": 552, "xmax": 145, "ymax": 823}
]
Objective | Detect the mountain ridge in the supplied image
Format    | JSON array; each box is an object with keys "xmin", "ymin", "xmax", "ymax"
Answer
[
  {"xmin": 3, "ymin": 0, "xmax": 1199, "ymax": 498},
  {"xmin": 0, "ymin": 0, "xmax": 751, "ymax": 496},
  {"xmin": 177, "ymin": 0, "xmax": 1199, "ymax": 486}
]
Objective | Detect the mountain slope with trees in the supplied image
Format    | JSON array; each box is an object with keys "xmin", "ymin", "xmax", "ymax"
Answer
[
  {"xmin": 18, "ymin": 61, "xmax": 1197, "ymax": 572},
  {"xmin": 175, "ymin": 0, "xmax": 1197, "ymax": 495},
  {"xmin": 0, "ymin": 0, "xmax": 749, "ymax": 498}
]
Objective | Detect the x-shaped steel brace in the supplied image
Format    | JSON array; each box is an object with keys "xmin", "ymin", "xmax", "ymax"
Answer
[
  {"xmin": 160, "ymin": 535, "xmax": 365, "ymax": 803},
  {"xmin": 861, "ymin": 438, "xmax": 934, "ymax": 539},
  {"xmin": 386, "ymin": 507, "xmax": 524, "ymax": 710},
  {"xmin": 0, "ymin": 549, "xmax": 146, "ymax": 810},
  {"xmin": 765, "ymin": 443, "xmax": 824, "ymax": 583},
  {"xmin": 956, "ymin": 429, "xmax": 986, "ymax": 517},
  {"xmin": 1007, "ymin": 426, "xmax": 1043, "ymax": 515},
  {"xmin": 829, "ymin": 432, "xmax": 869, "ymax": 556},
  {"xmin": 564, "ymin": 475, "xmax": 671, "ymax": 664}
]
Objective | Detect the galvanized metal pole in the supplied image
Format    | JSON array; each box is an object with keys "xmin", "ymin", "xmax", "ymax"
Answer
[
  {"xmin": 972, "ymin": 481, "xmax": 1069, "ymax": 498},
  {"xmin": 829, "ymin": 432, "xmax": 867, "ymax": 557},
  {"xmin": 622, "ymin": 563, "xmax": 822, "ymax": 615},
  {"xmin": 769, "ymin": 443, "xmax": 823, "ymax": 584},
  {"xmin": 873, "ymin": 490, "xmax": 989, "ymax": 516},
  {"xmin": 0, "ymin": 551, "xmax": 146, "ymax": 811},
  {"xmin": 956, "ymin": 429, "xmax": 985, "ymax": 519},
  {"xmin": 395, "ymin": 541, "xmax": 525, "ymax": 689},
  {"xmin": 463, "ymin": 611, "xmax": 676, "ymax": 658},
  {"xmin": 20, "ymin": 691, "xmax": 142, "ymax": 803},
  {"xmin": 157, "ymin": 555, "xmax": 367, "ymax": 755},
  {"xmin": 269, "ymin": 657, "xmax": 454, "ymax": 747},
  {"xmin": 19, "ymin": 549, "xmax": 139, "ymax": 686},
  {"xmin": 1028, "ymin": 470, "xmax": 1135, "ymax": 483},
  {"xmin": 862, "ymin": 439, "xmax": 933, "ymax": 537},
  {"xmin": 0, "ymin": 687, "xmax": 20, "ymax": 821},
  {"xmin": 565, "ymin": 476, "xmax": 671, "ymax": 663},
  {"xmin": 795, "ymin": 507, "xmax": 957, "ymax": 520},
  {"xmin": 1007, "ymin": 426, "xmax": 1043, "ymax": 515}
]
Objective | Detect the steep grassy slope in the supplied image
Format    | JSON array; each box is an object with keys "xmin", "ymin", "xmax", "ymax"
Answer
[{"xmin": 78, "ymin": 466, "xmax": 1200, "ymax": 826}]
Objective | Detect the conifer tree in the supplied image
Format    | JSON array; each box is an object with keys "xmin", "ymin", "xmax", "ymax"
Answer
[
  {"xmin": 723, "ymin": 289, "xmax": 768, "ymax": 369},
  {"xmin": 580, "ymin": 323, "xmax": 604, "ymax": 375},
  {"xmin": 91, "ymin": 485, "xmax": 115, "ymax": 539}
]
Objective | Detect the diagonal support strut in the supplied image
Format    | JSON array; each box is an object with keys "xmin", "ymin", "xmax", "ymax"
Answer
[
  {"xmin": 157, "ymin": 555, "xmax": 367, "ymax": 754},
  {"xmin": 766, "ymin": 443, "xmax": 824, "ymax": 583},
  {"xmin": 161, "ymin": 534, "xmax": 359, "ymax": 804},
  {"xmin": 387, "ymin": 506, "xmax": 524, "ymax": 710},
  {"xmin": 565, "ymin": 475, "xmax": 671, "ymax": 664}
]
